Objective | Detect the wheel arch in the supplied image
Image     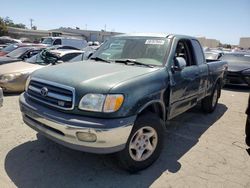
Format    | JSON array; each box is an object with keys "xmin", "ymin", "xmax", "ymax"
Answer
[{"xmin": 137, "ymin": 100, "xmax": 166, "ymax": 122}]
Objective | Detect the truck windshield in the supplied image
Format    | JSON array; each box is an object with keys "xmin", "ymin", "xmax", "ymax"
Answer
[{"xmin": 92, "ymin": 37, "xmax": 169, "ymax": 66}]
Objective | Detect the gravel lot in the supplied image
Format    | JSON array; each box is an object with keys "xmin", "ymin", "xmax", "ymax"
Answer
[{"xmin": 0, "ymin": 88, "xmax": 249, "ymax": 188}]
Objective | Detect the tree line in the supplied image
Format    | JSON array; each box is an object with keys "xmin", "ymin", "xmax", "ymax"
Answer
[{"xmin": 0, "ymin": 16, "xmax": 27, "ymax": 36}]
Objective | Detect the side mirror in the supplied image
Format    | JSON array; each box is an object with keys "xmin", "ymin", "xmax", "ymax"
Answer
[{"xmin": 172, "ymin": 57, "xmax": 187, "ymax": 72}]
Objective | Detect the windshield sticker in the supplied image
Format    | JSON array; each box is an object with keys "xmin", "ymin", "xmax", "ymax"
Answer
[{"xmin": 145, "ymin": 40, "xmax": 165, "ymax": 45}]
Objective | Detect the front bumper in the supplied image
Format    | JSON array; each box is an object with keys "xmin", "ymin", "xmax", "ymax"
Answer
[{"xmin": 19, "ymin": 93, "xmax": 136, "ymax": 154}]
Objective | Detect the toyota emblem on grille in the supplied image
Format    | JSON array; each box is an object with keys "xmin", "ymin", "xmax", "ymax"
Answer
[{"xmin": 40, "ymin": 87, "xmax": 48, "ymax": 97}]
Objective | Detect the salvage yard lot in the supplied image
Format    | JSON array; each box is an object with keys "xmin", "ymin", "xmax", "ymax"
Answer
[{"xmin": 0, "ymin": 88, "xmax": 249, "ymax": 188}]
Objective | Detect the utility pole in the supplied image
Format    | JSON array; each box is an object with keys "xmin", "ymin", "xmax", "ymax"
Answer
[
  {"xmin": 104, "ymin": 24, "xmax": 106, "ymax": 31},
  {"xmin": 30, "ymin": 18, "xmax": 34, "ymax": 29},
  {"xmin": 85, "ymin": 24, "xmax": 87, "ymax": 30}
]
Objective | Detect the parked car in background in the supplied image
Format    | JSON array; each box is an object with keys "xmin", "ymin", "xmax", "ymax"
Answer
[
  {"xmin": 41, "ymin": 37, "xmax": 88, "ymax": 49},
  {"xmin": 20, "ymin": 33, "xmax": 227, "ymax": 172},
  {"xmin": 219, "ymin": 53, "xmax": 250, "ymax": 87},
  {"xmin": 47, "ymin": 45, "xmax": 80, "ymax": 50},
  {"xmin": 0, "ymin": 46, "xmax": 45, "ymax": 65},
  {"xmin": 88, "ymin": 41, "xmax": 101, "ymax": 50},
  {"xmin": 0, "ymin": 36, "xmax": 21, "ymax": 50},
  {"xmin": 0, "ymin": 43, "xmax": 45, "ymax": 56},
  {"xmin": 0, "ymin": 87, "xmax": 3, "ymax": 107},
  {"xmin": 0, "ymin": 49, "xmax": 84, "ymax": 92},
  {"xmin": 205, "ymin": 51, "xmax": 223, "ymax": 60}
]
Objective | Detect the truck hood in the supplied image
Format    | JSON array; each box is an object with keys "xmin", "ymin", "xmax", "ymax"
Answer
[
  {"xmin": 0, "ymin": 61, "xmax": 45, "ymax": 75},
  {"xmin": 32, "ymin": 61, "xmax": 161, "ymax": 94}
]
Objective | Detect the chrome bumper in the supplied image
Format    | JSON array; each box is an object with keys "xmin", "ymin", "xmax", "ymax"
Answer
[{"xmin": 20, "ymin": 93, "xmax": 136, "ymax": 154}]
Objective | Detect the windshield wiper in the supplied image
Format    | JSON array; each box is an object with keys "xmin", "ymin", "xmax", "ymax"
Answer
[
  {"xmin": 90, "ymin": 57, "xmax": 111, "ymax": 63},
  {"xmin": 115, "ymin": 59, "xmax": 154, "ymax": 68}
]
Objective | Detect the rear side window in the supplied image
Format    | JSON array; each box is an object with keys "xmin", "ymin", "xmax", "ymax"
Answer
[
  {"xmin": 53, "ymin": 39, "xmax": 62, "ymax": 45},
  {"xmin": 191, "ymin": 40, "xmax": 205, "ymax": 65},
  {"xmin": 61, "ymin": 53, "xmax": 80, "ymax": 62}
]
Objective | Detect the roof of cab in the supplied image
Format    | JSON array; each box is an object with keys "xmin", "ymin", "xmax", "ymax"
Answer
[{"xmin": 113, "ymin": 33, "xmax": 197, "ymax": 40}]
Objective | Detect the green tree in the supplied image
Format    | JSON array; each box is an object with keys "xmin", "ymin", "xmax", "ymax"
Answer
[
  {"xmin": 3, "ymin": 16, "xmax": 26, "ymax": 29},
  {"xmin": 0, "ymin": 17, "xmax": 8, "ymax": 36}
]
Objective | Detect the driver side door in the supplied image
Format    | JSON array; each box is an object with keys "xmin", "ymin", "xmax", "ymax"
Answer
[{"xmin": 168, "ymin": 39, "xmax": 201, "ymax": 119}]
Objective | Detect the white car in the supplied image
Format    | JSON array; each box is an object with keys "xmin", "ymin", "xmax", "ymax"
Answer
[{"xmin": 41, "ymin": 37, "xmax": 87, "ymax": 50}]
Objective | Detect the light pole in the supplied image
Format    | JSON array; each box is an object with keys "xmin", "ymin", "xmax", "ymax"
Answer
[{"xmin": 30, "ymin": 18, "xmax": 34, "ymax": 29}]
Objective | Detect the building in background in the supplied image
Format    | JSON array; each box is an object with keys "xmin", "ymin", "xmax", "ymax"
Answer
[
  {"xmin": 196, "ymin": 36, "xmax": 220, "ymax": 48},
  {"xmin": 50, "ymin": 28, "xmax": 122, "ymax": 42},
  {"xmin": 239, "ymin": 37, "xmax": 250, "ymax": 49},
  {"xmin": 7, "ymin": 27, "xmax": 50, "ymax": 42},
  {"xmin": 7, "ymin": 27, "xmax": 122, "ymax": 43}
]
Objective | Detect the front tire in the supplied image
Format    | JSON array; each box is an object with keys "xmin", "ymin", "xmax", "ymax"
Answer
[
  {"xmin": 201, "ymin": 83, "xmax": 220, "ymax": 113},
  {"xmin": 117, "ymin": 113, "xmax": 164, "ymax": 172}
]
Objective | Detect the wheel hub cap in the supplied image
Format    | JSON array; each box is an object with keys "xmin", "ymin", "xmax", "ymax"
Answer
[{"xmin": 129, "ymin": 126, "xmax": 158, "ymax": 161}]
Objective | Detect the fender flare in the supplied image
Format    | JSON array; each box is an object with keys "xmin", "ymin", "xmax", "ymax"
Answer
[{"xmin": 137, "ymin": 100, "xmax": 166, "ymax": 122}]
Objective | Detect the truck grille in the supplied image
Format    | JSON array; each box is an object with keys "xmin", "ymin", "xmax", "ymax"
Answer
[{"xmin": 27, "ymin": 78, "xmax": 75, "ymax": 110}]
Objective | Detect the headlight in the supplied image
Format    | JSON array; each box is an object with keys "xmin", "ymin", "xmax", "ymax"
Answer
[
  {"xmin": 79, "ymin": 94, "xmax": 124, "ymax": 113},
  {"xmin": 0, "ymin": 73, "xmax": 22, "ymax": 82},
  {"xmin": 242, "ymin": 69, "xmax": 250, "ymax": 75},
  {"xmin": 79, "ymin": 94, "xmax": 106, "ymax": 112},
  {"xmin": 25, "ymin": 76, "xmax": 31, "ymax": 91},
  {"xmin": 245, "ymin": 76, "xmax": 250, "ymax": 85}
]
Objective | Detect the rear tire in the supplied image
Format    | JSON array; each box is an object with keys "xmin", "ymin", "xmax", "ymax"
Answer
[
  {"xmin": 201, "ymin": 83, "xmax": 220, "ymax": 113},
  {"xmin": 117, "ymin": 112, "xmax": 164, "ymax": 173}
]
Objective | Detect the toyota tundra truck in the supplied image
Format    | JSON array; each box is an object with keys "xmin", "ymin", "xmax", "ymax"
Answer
[{"xmin": 19, "ymin": 33, "xmax": 227, "ymax": 172}]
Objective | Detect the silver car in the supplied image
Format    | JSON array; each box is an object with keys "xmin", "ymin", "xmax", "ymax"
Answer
[{"xmin": 0, "ymin": 49, "xmax": 84, "ymax": 92}]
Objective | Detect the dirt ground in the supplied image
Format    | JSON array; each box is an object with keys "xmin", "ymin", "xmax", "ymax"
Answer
[{"xmin": 0, "ymin": 87, "xmax": 249, "ymax": 188}]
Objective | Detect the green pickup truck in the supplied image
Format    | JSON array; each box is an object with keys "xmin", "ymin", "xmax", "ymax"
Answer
[{"xmin": 19, "ymin": 33, "xmax": 227, "ymax": 172}]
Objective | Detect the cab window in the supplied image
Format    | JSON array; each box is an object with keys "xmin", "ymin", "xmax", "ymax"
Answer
[
  {"xmin": 174, "ymin": 40, "xmax": 196, "ymax": 66},
  {"xmin": 61, "ymin": 53, "xmax": 80, "ymax": 62},
  {"xmin": 53, "ymin": 39, "xmax": 62, "ymax": 45},
  {"xmin": 191, "ymin": 40, "xmax": 205, "ymax": 65}
]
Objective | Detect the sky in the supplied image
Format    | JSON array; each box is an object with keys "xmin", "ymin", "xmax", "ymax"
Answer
[{"xmin": 1, "ymin": 0, "xmax": 250, "ymax": 45}]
